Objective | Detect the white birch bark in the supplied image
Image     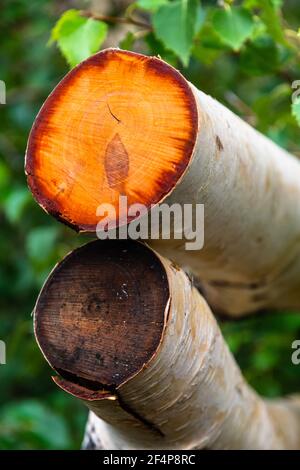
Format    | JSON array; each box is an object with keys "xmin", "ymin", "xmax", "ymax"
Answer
[
  {"xmin": 149, "ymin": 84, "xmax": 300, "ymax": 316},
  {"xmin": 25, "ymin": 48, "xmax": 300, "ymax": 316},
  {"xmin": 60, "ymin": 251, "xmax": 300, "ymax": 450}
]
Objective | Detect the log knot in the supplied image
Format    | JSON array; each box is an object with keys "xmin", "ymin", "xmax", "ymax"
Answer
[{"xmin": 105, "ymin": 133, "xmax": 129, "ymax": 191}]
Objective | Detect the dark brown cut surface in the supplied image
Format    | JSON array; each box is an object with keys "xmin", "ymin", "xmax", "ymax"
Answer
[{"xmin": 34, "ymin": 240, "xmax": 169, "ymax": 395}]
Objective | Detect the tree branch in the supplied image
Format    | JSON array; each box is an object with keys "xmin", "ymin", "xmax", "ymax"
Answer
[
  {"xmin": 33, "ymin": 240, "xmax": 300, "ymax": 450},
  {"xmin": 25, "ymin": 49, "xmax": 300, "ymax": 317},
  {"xmin": 80, "ymin": 10, "xmax": 152, "ymax": 31}
]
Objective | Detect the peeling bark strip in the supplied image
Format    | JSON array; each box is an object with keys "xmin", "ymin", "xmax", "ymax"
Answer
[
  {"xmin": 34, "ymin": 240, "xmax": 300, "ymax": 450},
  {"xmin": 25, "ymin": 49, "xmax": 300, "ymax": 316}
]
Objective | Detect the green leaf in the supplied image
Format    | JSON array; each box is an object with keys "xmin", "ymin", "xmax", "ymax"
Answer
[
  {"xmin": 153, "ymin": 0, "xmax": 198, "ymax": 66},
  {"xmin": 3, "ymin": 187, "xmax": 31, "ymax": 223},
  {"xmin": 240, "ymin": 36, "xmax": 279, "ymax": 76},
  {"xmin": 136, "ymin": 0, "xmax": 168, "ymax": 12},
  {"xmin": 195, "ymin": 4, "xmax": 206, "ymax": 34},
  {"xmin": 0, "ymin": 161, "xmax": 10, "ymax": 190},
  {"xmin": 212, "ymin": 7, "xmax": 256, "ymax": 51},
  {"xmin": 192, "ymin": 21, "xmax": 224, "ymax": 65},
  {"xmin": 26, "ymin": 226, "xmax": 59, "ymax": 262},
  {"xmin": 145, "ymin": 32, "xmax": 178, "ymax": 66},
  {"xmin": 0, "ymin": 401, "xmax": 71, "ymax": 449},
  {"xmin": 271, "ymin": 0, "xmax": 283, "ymax": 8},
  {"xmin": 292, "ymin": 101, "xmax": 300, "ymax": 127},
  {"xmin": 50, "ymin": 10, "xmax": 108, "ymax": 67},
  {"xmin": 244, "ymin": 0, "xmax": 283, "ymax": 8},
  {"xmin": 259, "ymin": 0, "xmax": 285, "ymax": 44},
  {"xmin": 119, "ymin": 31, "xmax": 136, "ymax": 50}
]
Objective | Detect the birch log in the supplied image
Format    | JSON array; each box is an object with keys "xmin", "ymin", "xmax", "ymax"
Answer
[
  {"xmin": 34, "ymin": 240, "xmax": 300, "ymax": 450},
  {"xmin": 25, "ymin": 48, "xmax": 300, "ymax": 316}
]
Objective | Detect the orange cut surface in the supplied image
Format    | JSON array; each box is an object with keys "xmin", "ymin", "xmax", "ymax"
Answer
[{"xmin": 26, "ymin": 49, "xmax": 198, "ymax": 231}]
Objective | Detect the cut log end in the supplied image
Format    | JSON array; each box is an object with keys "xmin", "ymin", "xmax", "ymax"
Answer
[
  {"xmin": 25, "ymin": 49, "xmax": 198, "ymax": 231},
  {"xmin": 34, "ymin": 240, "xmax": 170, "ymax": 400}
]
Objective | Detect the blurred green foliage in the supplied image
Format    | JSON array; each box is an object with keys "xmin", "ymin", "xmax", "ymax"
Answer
[
  {"xmin": 0, "ymin": 0, "xmax": 299, "ymax": 449},
  {"xmin": 50, "ymin": 9, "xmax": 108, "ymax": 67},
  {"xmin": 0, "ymin": 0, "xmax": 89, "ymax": 450}
]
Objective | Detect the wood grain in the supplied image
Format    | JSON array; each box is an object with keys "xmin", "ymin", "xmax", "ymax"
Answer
[
  {"xmin": 34, "ymin": 240, "xmax": 170, "ymax": 395},
  {"xmin": 25, "ymin": 49, "xmax": 198, "ymax": 231}
]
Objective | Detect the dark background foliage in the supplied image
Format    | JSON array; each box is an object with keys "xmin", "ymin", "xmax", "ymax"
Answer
[{"xmin": 0, "ymin": 0, "xmax": 299, "ymax": 449}]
